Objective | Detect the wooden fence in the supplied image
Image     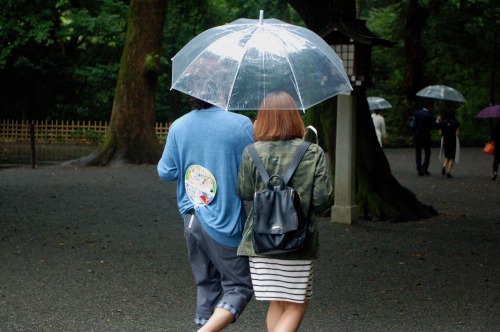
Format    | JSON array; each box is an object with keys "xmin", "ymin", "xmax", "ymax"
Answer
[{"xmin": 0, "ymin": 120, "xmax": 170, "ymax": 144}]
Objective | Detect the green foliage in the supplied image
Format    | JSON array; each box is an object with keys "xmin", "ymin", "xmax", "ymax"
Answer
[
  {"xmin": 145, "ymin": 53, "xmax": 160, "ymax": 71},
  {"xmin": 157, "ymin": 134, "xmax": 168, "ymax": 144},
  {"xmin": 0, "ymin": 0, "xmax": 128, "ymax": 121},
  {"xmin": 69, "ymin": 128, "xmax": 104, "ymax": 143},
  {"xmin": 1, "ymin": 0, "xmax": 497, "ymax": 149}
]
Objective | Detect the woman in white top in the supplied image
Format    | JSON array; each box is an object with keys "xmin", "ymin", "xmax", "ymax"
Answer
[{"xmin": 371, "ymin": 109, "xmax": 387, "ymax": 147}]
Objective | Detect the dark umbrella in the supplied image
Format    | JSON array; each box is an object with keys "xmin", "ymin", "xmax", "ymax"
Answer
[{"xmin": 475, "ymin": 105, "xmax": 500, "ymax": 118}]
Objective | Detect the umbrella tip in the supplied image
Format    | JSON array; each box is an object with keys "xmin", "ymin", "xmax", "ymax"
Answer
[{"xmin": 259, "ymin": 10, "xmax": 264, "ymax": 25}]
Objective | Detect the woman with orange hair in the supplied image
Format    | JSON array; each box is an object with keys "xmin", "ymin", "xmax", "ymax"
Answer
[{"xmin": 237, "ymin": 91, "xmax": 333, "ymax": 331}]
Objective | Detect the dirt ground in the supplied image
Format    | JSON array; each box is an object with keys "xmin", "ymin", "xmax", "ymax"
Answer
[{"xmin": 0, "ymin": 147, "xmax": 498, "ymax": 331}]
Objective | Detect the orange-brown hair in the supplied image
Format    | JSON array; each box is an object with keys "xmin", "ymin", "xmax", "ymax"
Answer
[{"xmin": 254, "ymin": 91, "xmax": 305, "ymax": 141}]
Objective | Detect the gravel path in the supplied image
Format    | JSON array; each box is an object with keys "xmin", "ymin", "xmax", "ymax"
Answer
[{"xmin": 0, "ymin": 147, "xmax": 498, "ymax": 331}]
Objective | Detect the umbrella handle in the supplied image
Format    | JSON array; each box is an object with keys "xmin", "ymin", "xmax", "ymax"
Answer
[
  {"xmin": 304, "ymin": 125, "xmax": 318, "ymax": 144},
  {"xmin": 259, "ymin": 10, "xmax": 264, "ymax": 25}
]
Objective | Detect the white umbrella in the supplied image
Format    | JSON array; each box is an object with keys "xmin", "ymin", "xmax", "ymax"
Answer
[
  {"xmin": 416, "ymin": 85, "xmax": 466, "ymax": 102},
  {"xmin": 171, "ymin": 10, "xmax": 352, "ymax": 111},
  {"xmin": 367, "ymin": 97, "xmax": 392, "ymax": 111}
]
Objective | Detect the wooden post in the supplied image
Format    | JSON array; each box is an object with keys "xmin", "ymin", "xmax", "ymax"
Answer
[{"xmin": 30, "ymin": 122, "xmax": 36, "ymax": 169}]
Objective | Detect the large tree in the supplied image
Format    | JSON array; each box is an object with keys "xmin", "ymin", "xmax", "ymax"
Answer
[
  {"xmin": 288, "ymin": 0, "xmax": 437, "ymax": 221},
  {"xmin": 71, "ymin": 0, "xmax": 167, "ymax": 165}
]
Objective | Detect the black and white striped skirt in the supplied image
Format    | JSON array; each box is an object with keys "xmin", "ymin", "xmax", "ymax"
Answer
[{"xmin": 249, "ymin": 257, "xmax": 313, "ymax": 303}]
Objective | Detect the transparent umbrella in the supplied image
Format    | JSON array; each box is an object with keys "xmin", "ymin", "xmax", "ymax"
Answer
[
  {"xmin": 171, "ymin": 10, "xmax": 352, "ymax": 111},
  {"xmin": 367, "ymin": 97, "xmax": 392, "ymax": 111},
  {"xmin": 416, "ymin": 85, "xmax": 466, "ymax": 102}
]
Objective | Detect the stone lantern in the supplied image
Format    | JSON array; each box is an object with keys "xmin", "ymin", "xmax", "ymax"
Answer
[
  {"xmin": 321, "ymin": 14, "xmax": 396, "ymax": 87},
  {"xmin": 320, "ymin": 15, "xmax": 395, "ymax": 224}
]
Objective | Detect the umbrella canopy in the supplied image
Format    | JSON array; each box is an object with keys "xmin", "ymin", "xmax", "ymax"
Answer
[
  {"xmin": 475, "ymin": 105, "xmax": 500, "ymax": 118},
  {"xmin": 416, "ymin": 85, "xmax": 466, "ymax": 102},
  {"xmin": 171, "ymin": 10, "xmax": 352, "ymax": 111},
  {"xmin": 367, "ymin": 97, "xmax": 392, "ymax": 111}
]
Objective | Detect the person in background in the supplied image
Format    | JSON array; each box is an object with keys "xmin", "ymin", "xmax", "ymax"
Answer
[
  {"xmin": 491, "ymin": 121, "xmax": 500, "ymax": 180},
  {"xmin": 237, "ymin": 91, "xmax": 333, "ymax": 332},
  {"xmin": 439, "ymin": 110, "xmax": 461, "ymax": 178},
  {"xmin": 157, "ymin": 98, "xmax": 254, "ymax": 332},
  {"xmin": 411, "ymin": 102, "xmax": 437, "ymax": 176},
  {"xmin": 371, "ymin": 109, "xmax": 387, "ymax": 147}
]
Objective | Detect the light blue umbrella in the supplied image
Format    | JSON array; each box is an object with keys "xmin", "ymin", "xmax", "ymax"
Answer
[
  {"xmin": 367, "ymin": 97, "xmax": 392, "ymax": 111},
  {"xmin": 416, "ymin": 85, "xmax": 466, "ymax": 102}
]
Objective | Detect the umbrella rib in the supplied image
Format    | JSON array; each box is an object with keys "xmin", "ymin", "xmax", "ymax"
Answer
[
  {"xmin": 171, "ymin": 30, "xmax": 226, "ymax": 88},
  {"xmin": 273, "ymin": 30, "xmax": 305, "ymax": 111},
  {"xmin": 224, "ymin": 28, "xmax": 258, "ymax": 111},
  {"xmin": 171, "ymin": 26, "xmax": 242, "ymax": 108}
]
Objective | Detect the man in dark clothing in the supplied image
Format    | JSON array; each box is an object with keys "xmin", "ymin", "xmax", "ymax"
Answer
[{"xmin": 412, "ymin": 104, "xmax": 437, "ymax": 176}]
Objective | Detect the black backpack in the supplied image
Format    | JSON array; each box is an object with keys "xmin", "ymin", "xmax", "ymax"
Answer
[
  {"xmin": 247, "ymin": 141, "xmax": 311, "ymax": 255},
  {"xmin": 407, "ymin": 115, "xmax": 416, "ymax": 129}
]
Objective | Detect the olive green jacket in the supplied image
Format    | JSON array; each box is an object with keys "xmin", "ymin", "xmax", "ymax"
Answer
[{"xmin": 236, "ymin": 139, "xmax": 333, "ymax": 260}]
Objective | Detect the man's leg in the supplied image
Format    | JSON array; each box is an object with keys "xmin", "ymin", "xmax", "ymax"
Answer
[
  {"xmin": 493, "ymin": 150, "xmax": 499, "ymax": 172},
  {"xmin": 197, "ymin": 308, "xmax": 234, "ymax": 332},
  {"xmin": 422, "ymin": 142, "xmax": 431, "ymax": 174},
  {"xmin": 415, "ymin": 141, "xmax": 423, "ymax": 174},
  {"xmin": 184, "ymin": 212, "xmax": 223, "ymax": 325},
  {"xmin": 492, "ymin": 149, "xmax": 499, "ymax": 180},
  {"xmin": 198, "ymin": 227, "xmax": 253, "ymax": 331}
]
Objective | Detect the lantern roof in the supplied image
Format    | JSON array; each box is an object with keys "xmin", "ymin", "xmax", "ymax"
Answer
[{"xmin": 320, "ymin": 14, "xmax": 396, "ymax": 47}]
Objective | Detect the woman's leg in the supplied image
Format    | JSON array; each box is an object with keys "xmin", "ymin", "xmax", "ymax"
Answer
[
  {"xmin": 447, "ymin": 159, "xmax": 455, "ymax": 174},
  {"xmin": 492, "ymin": 151, "xmax": 499, "ymax": 180},
  {"xmin": 266, "ymin": 301, "xmax": 285, "ymax": 332},
  {"xmin": 268, "ymin": 300, "xmax": 310, "ymax": 332}
]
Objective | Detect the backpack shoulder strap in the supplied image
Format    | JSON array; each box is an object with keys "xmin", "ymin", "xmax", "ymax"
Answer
[
  {"xmin": 247, "ymin": 141, "xmax": 312, "ymax": 186},
  {"xmin": 283, "ymin": 141, "xmax": 312, "ymax": 185},
  {"xmin": 247, "ymin": 144, "xmax": 270, "ymax": 184}
]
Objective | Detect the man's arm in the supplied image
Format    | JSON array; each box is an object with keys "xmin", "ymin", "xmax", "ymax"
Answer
[{"xmin": 157, "ymin": 136, "xmax": 179, "ymax": 182}]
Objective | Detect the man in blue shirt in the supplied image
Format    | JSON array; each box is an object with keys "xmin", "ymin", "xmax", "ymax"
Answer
[{"xmin": 158, "ymin": 98, "xmax": 254, "ymax": 331}]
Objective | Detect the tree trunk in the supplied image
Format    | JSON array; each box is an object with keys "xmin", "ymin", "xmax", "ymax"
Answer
[
  {"xmin": 72, "ymin": 0, "xmax": 167, "ymax": 166},
  {"xmin": 402, "ymin": 0, "xmax": 429, "ymax": 104},
  {"xmin": 289, "ymin": 0, "xmax": 437, "ymax": 221},
  {"xmin": 354, "ymin": 92, "xmax": 437, "ymax": 221}
]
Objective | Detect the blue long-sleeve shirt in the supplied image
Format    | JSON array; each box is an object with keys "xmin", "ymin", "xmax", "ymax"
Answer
[{"xmin": 157, "ymin": 106, "xmax": 254, "ymax": 247}]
